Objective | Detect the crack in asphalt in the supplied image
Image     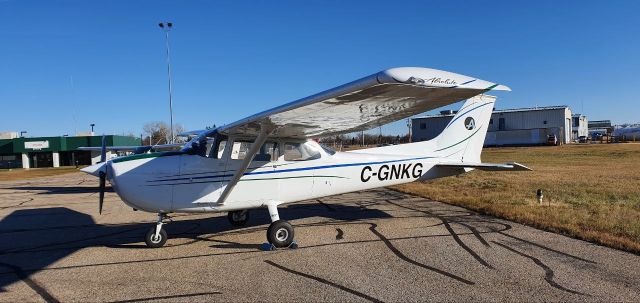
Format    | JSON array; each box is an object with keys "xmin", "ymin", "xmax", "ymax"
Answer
[
  {"xmin": 0, "ymin": 262, "xmax": 59, "ymax": 303},
  {"xmin": 107, "ymin": 291, "xmax": 222, "ymax": 303},
  {"xmin": 264, "ymin": 260, "xmax": 383, "ymax": 303},
  {"xmin": 492, "ymin": 241, "xmax": 588, "ymax": 296},
  {"xmin": 367, "ymin": 222, "xmax": 474, "ymax": 285},
  {"xmin": 384, "ymin": 199, "xmax": 494, "ymax": 269},
  {"xmin": 496, "ymin": 231, "xmax": 596, "ymax": 264}
]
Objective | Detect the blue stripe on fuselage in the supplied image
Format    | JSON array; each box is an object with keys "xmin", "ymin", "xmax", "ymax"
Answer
[{"xmin": 147, "ymin": 156, "xmax": 434, "ymax": 183}]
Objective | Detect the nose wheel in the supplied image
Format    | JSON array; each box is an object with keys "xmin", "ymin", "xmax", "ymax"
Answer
[{"xmin": 145, "ymin": 213, "xmax": 168, "ymax": 248}]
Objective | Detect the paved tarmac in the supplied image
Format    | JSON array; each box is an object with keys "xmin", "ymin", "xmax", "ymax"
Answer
[{"xmin": 1, "ymin": 172, "xmax": 639, "ymax": 302}]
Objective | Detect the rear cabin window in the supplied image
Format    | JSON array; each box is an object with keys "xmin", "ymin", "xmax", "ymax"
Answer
[{"xmin": 283, "ymin": 142, "xmax": 321, "ymax": 161}]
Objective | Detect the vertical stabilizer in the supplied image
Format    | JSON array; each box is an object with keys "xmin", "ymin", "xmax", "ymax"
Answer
[{"xmin": 433, "ymin": 95, "xmax": 495, "ymax": 163}]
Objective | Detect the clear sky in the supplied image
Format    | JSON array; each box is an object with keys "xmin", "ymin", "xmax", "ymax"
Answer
[{"xmin": 1, "ymin": 0, "xmax": 639, "ymax": 137}]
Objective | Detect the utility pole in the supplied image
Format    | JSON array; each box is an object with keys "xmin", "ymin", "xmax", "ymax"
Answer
[{"xmin": 159, "ymin": 22, "xmax": 175, "ymax": 143}]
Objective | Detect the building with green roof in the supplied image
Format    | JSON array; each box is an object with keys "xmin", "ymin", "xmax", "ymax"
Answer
[{"xmin": 0, "ymin": 135, "xmax": 140, "ymax": 169}]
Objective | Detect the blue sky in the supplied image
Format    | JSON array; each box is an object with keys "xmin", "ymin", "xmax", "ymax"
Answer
[{"xmin": 1, "ymin": 0, "xmax": 638, "ymax": 137}]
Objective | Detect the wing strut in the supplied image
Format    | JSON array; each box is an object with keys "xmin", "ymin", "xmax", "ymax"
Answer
[{"xmin": 215, "ymin": 122, "xmax": 274, "ymax": 205}]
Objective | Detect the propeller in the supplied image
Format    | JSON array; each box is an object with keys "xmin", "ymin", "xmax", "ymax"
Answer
[{"xmin": 98, "ymin": 135, "xmax": 107, "ymax": 214}]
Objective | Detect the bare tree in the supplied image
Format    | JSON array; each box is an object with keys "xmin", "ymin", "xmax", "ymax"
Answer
[{"xmin": 143, "ymin": 121, "xmax": 185, "ymax": 145}]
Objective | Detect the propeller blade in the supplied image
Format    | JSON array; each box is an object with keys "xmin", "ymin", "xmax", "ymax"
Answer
[
  {"xmin": 98, "ymin": 171, "xmax": 105, "ymax": 214},
  {"xmin": 100, "ymin": 135, "xmax": 107, "ymax": 163}
]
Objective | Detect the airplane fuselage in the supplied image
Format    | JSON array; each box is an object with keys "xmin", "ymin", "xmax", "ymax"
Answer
[{"xmin": 106, "ymin": 141, "xmax": 447, "ymax": 214}]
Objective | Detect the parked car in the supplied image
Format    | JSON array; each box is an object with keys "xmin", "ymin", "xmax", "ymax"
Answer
[
  {"xmin": 578, "ymin": 136, "xmax": 588, "ymax": 143},
  {"xmin": 547, "ymin": 134, "xmax": 558, "ymax": 146}
]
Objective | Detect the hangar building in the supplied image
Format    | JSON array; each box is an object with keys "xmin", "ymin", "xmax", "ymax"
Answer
[
  {"xmin": 0, "ymin": 135, "xmax": 140, "ymax": 169},
  {"xmin": 588, "ymin": 120, "xmax": 613, "ymax": 138},
  {"xmin": 412, "ymin": 105, "xmax": 580, "ymax": 146}
]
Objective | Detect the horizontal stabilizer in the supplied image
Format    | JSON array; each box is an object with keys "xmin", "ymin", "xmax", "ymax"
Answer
[
  {"xmin": 437, "ymin": 162, "xmax": 531, "ymax": 171},
  {"xmin": 78, "ymin": 143, "xmax": 183, "ymax": 153}
]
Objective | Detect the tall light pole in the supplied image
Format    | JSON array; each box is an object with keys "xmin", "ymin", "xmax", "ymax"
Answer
[
  {"xmin": 159, "ymin": 22, "xmax": 175, "ymax": 143},
  {"xmin": 90, "ymin": 123, "xmax": 95, "ymax": 135}
]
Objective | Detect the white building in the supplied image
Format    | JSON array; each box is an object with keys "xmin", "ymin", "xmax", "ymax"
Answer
[
  {"xmin": 412, "ymin": 105, "xmax": 577, "ymax": 146},
  {"xmin": 571, "ymin": 114, "xmax": 588, "ymax": 140},
  {"xmin": 0, "ymin": 132, "xmax": 19, "ymax": 140}
]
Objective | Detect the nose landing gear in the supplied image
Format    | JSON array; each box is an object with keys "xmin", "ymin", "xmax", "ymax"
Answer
[{"xmin": 145, "ymin": 213, "xmax": 168, "ymax": 248}]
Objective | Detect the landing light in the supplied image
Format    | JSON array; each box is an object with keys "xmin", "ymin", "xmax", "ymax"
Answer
[{"xmin": 407, "ymin": 76, "xmax": 425, "ymax": 85}]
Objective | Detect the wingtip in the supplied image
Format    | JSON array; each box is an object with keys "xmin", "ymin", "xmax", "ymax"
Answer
[
  {"xmin": 492, "ymin": 84, "xmax": 511, "ymax": 91},
  {"xmin": 80, "ymin": 162, "xmax": 106, "ymax": 177}
]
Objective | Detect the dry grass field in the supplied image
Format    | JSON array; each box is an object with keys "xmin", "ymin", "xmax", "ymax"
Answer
[
  {"xmin": 0, "ymin": 167, "xmax": 80, "ymax": 182},
  {"xmin": 392, "ymin": 143, "xmax": 640, "ymax": 254}
]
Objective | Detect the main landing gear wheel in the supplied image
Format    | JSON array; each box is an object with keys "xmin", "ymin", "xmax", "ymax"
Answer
[
  {"xmin": 227, "ymin": 210, "xmax": 250, "ymax": 227},
  {"xmin": 267, "ymin": 220, "xmax": 295, "ymax": 248},
  {"xmin": 145, "ymin": 227, "xmax": 167, "ymax": 248}
]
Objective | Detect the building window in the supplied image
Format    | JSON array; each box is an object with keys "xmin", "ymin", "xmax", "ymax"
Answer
[
  {"xmin": 489, "ymin": 119, "xmax": 493, "ymax": 125},
  {"xmin": 420, "ymin": 123, "xmax": 426, "ymax": 130},
  {"xmin": 543, "ymin": 120, "xmax": 547, "ymax": 125},
  {"xmin": 573, "ymin": 117, "xmax": 579, "ymax": 127}
]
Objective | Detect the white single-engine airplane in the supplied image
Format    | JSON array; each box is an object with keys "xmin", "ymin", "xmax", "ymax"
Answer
[{"xmin": 81, "ymin": 67, "xmax": 530, "ymax": 249}]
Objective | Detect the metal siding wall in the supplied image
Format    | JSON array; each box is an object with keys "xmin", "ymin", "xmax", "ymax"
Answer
[
  {"xmin": 411, "ymin": 116, "xmax": 453, "ymax": 141},
  {"xmin": 0, "ymin": 139, "xmax": 13, "ymax": 154},
  {"xmin": 491, "ymin": 109, "xmax": 567, "ymax": 130},
  {"xmin": 63, "ymin": 137, "xmax": 90, "ymax": 150},
  {"xmin": 485, "ymin": 129, "xmax": 548, "ymax": 146},
  {"xmin": 112, "ymin": 136, "xmax": 142, "ymax": 146}
]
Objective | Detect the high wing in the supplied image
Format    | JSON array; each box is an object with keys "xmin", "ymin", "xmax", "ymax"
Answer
[{"xmin": 215, "ymin": 67, "xmax": 510, "ymax": 139}]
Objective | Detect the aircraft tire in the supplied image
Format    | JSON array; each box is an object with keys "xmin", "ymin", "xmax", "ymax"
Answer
[
  {"xmin": 267, "ymin": 220, "xmax": 294, "ymax": 248},
  {"xmin": 227, "ymin": 210, "xmax": 250, "ymax": 227},
  {"xmin": 145, "ymin": 227, "xmax": 167, "ymax": 248}
]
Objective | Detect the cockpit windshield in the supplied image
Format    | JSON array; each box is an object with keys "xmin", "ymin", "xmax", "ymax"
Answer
[
  {"xmin": 182, "ymin": 129, "xmax": 227, "ymax": 158},
  {"xmin": 318, "ymin": 143, "xmax": 337, "ymax": 155}
]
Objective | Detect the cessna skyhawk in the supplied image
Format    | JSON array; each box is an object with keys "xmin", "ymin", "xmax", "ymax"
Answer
[{"xmin": 81, "ymin": 67, "xmax": 530, "ymax": 248}]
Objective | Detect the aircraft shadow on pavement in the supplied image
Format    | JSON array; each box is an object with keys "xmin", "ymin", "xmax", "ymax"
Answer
[
  {"xmin": 0, "ymin": 202, "xmax": 391, "ymax": 293},
  {"xmin": 5, "ymin": 186, "xmax": 114, "ymax": 195}
]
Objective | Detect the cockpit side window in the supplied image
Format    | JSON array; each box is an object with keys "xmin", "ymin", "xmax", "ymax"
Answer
[
  {"xmin": 259, "ymin": 142, "xmax": 279, "ymax": 161},
  {"xmin": 190, "ymin": 132, "xmax": 227, "ymax": 159},
  {"xmin": 283, "ymin": 142, "xmax": 321, "ymax": 161},
  {"xmin": 230, "ymin": 141, "xmax": 252, "ymax": 160},
  {"xmin": 215, "ymin": 139, "xmax": 227, "ymax": 159},
  {"xmin": 229, "ymin": 140, "xmax": 278, "ymax": 162}
]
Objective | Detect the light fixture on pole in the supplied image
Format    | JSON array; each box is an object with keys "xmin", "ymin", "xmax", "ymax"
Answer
[
  {"xmin": 158, "ymin": 21, "xmax": 175, "ymax": 144},
  {"xmin": 90, "ymin": 123, "xmax": 95, "ymax": 135}
]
